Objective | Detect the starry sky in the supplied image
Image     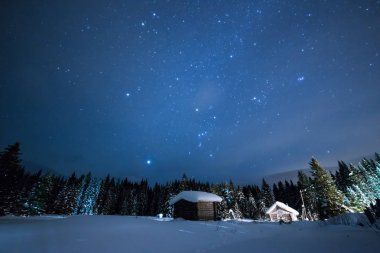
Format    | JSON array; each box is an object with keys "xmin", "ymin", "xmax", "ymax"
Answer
[{"xmin": 1, "ymin": 0, "xmax": 379, "ymax": 184}]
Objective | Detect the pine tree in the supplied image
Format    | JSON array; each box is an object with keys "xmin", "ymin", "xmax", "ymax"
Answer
[
  {"xmin": 309, "ymin": 158, "xmax": 345, "ymax": 219},
  {"xmin": 346, "ymin": 185, "xmax": 370, "ymax": 212},
  {"xmin": 78, "ymin": 174, "xmax": 100, "ymax": 215},
  {"xmin": 232, "ymin": 202, "xmax": 243, "ymax": 219},
  {"xmin": 335, "ymin": 161, "xmax": 354, "ymax": 193},
  {"xmin": 0, "ymin": 143, "xmax": 25, "ymax": 215},
  {"xmin": 223, "ymin": 179, "xmax": 235, "ymax": 209},
  {"xmin": 218, "ymin": 198, "xmax": 230, "ymax": 219},
  {"xmin": 94, "ymin": 175, "xmax": 110, "ymax": 214},
  {"xmin": 375, "ymin": 152, "xmax": 380, "ymax": 163},
  {"xmin": 277, "ymin": 181, "xmax": 286, "ymax": 203},
  {"xmin": 24, "ymin": 172, "xmax": 53, "ymax": 215},
  {"xmin": 179, "ymin": 173, "xmax": 189, "ymax": 191},
  {"xmin": 260, "ymin": 179, "xmax": 273, "ymax": 208},
  {"xmin": 287, "ymin": 180, "xmax": 300, "ymax": 210},
  {"xmin": 46, "ymin": 176, "xmax": 65, "ymax": 214},
  {"xmin": 246, "ymin": 192, "xmax": 258, "ymax": 219},
  {"xmin": 235, "ymin": 187, "xmax": 246, "ymax": 218},
  {"xmin": 102, "ymin": 178, "xmax": 117, "ymax": 215},
  {"xmin": 297, "ymin": 171, "xmax": 317, "ymax": 219},
  {"xmin": 137, "ymin": 179, "xmax": 149, "ymax": 215},
  {"xmin": 54, "ymin": 173, "xmax": 82, "ymax": 214}
]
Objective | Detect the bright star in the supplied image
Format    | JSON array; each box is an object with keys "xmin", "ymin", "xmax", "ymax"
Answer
[
  {"xmin": 297, "ymin": 76, "xmax": 305, "ymax": 81},
  {"xmin": 146, "ymin": 160, "xmax": 151, "ymax": 165}
]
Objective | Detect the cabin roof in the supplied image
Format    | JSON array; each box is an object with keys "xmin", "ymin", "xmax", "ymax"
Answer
[
  {"xmin": 169, "ymin": 191, "xmax": 223, "ymax": 205},
  {"xmin": 265, "ymin": 201, "xmax": 299, "ymax": 215}
]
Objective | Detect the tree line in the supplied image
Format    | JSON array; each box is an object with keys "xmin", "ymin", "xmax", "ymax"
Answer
[{"xmin": 0, "ymin": 142, "xmax": 379, "ymax": 220}]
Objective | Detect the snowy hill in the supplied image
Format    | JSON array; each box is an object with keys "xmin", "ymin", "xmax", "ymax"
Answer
[{"xmin": 1, "ymin": 215, "xmax": 379, "ymax": 253}]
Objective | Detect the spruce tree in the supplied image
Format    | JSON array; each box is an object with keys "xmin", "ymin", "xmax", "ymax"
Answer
[
  {"xmin": 24, "ymin": 172, "xmax": 53, "ymax": 215},
  {"xmin": 346, "ymin": 185, "xmax": 370, "ymax": 212},
  {"xmin": 309, "ymin": 158, "xmax": 345, "ymax": 219},
  {"xmin": 179, "ymin": 173, "xmax": 189, "ymax": 191},
  {"xmin": 260, "ymin": 179, "xmax": 273, "ymax": 208},
  {"xmin": 375, "ymin": 152, "xmax": 380, "ymax": 163},
  {"xmin": 335, "ymin": 161, "xmax": 354, "ymax": 192},
  {"xmin": 78, "ymin": 174, "xmax": 100, "ymax": 215},
  {"xmin": 235, "ymin": 187, "xmax": 246, "ymax": 218},
  {"xmin": 246, "ymin": 192, "xmax": 258, "ymax": 219},
  {"xmin": 297, "ymin": 171, "xmax": 317, "ymax": 219},
  {"xmin": 0, "ymin": 142, "xmax": 25, "ymax": 215},
  {"xmin": 54, "ymin": 173, "xmax": 82, "ymax": 214}
]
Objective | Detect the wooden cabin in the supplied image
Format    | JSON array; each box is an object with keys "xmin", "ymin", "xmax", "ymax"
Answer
[
  {"xmin": 266, "ymin": 201, "xmax": 299, "ymax": 222},
  {"xmin": 169, "ymin": 191, "xmax": 222, "ymax": 220}
]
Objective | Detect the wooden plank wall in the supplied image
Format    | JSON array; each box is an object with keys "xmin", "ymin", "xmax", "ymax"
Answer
[{"xmin": 174, "ymin": 200, "xmax": 218, "ymax": 220}]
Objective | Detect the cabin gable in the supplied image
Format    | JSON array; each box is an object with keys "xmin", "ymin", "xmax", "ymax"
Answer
[{"xmin": 266, "ymin": 201, "xmax": 299, "ymax": 222}]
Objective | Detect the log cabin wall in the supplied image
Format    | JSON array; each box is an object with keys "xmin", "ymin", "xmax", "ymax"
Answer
[
  {"xmin": 173, "ymin": 200, "xmax": 198, "ymax": 220},
  {"xmin": 197, "ymin": 202, "xmax": 215, "ymax": 220},
  {"xmin": 173, "ymin": 200, "xmax": 218, "ymax": 220}
]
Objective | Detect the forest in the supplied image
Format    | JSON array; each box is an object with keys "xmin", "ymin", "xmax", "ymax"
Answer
[{"xmin": 1, "ymin": 142, "xmax": 379, "ymax": 220}]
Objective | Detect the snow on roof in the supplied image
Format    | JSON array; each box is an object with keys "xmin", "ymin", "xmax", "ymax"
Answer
[
  {"xmin": 169, "ymin": 191, "xmax": 223, "ymax": 205},
  {"xmin": 265, "ymin": 201, "xmax": 299, "ymax": 216}
]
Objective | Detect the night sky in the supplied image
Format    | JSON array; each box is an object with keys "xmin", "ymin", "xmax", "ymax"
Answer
[{"xmin": 1, "ymin": 0, "xmax": 379, "ymax": 184}]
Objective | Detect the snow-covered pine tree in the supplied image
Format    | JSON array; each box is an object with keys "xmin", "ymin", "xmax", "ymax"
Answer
[
  {"xmin": 223, "ymin": 179, "xmax": 235, "ymax": 209},
  {"xmin": 234, "ymin": 187, "xmax": 246, "ymax": 218},
  {"xmin": 24, "ymin": 172, "xmax": 53, "ymax": 215},
  {"xmin": 246, "ymin": 192, "xmax": 258, "ymax": 219},
  {"xmin": 309, "ymin": 158, "xmax": 345, "ymax": 219},
  {"xmin": 218, "ymin": 198, "xmax": 230, "ymax": 219},
  {"xmin": 258, "ymin": 196, "xmax": 267, "ymax": 219},
  {"xmin": 94, "ymin": 175, "xmax": 111, "ymax": 214},
  {"xmin": 346, "ymin": 185, "xmax": 371, "ymax": 212},
  {"xmin": 74, "ymin": 172, "xmax": 91, "ymax": 214},
  {"xmin": 232, "ymin": 202, "xmax": 243, "ymax": 219},
  {"xmin": 78, "ymin": 174, "xmax": 100, "ymax": 215},
  {"xmin": 360, "ymin": 159, "xmax": 380, "ymax": 200},
  {"xmin": 53, "ymin": 172, "xmax": 83, "ymax": 215},
  {"xmin": 354, "ymin": 162, "xmax": 377, "ymax": 204}
]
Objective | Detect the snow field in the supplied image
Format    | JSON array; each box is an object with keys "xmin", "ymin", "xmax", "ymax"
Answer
[{"xmin": 0, "ymin": 215, "xmax": 379, "ymax": 253}]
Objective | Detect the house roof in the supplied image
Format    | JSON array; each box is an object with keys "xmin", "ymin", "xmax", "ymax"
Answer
[
  {"xmin": 169, "ymin": 191, "xmax": 223, "ymax": 205},
  {"xmin": 265, "ymin": 201, "xmax": 300, "ymax": 216}
]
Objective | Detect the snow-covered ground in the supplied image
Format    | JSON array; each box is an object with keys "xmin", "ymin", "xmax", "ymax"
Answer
[{"xmin": 0, "ymin": 215, "xmax": 379, "ymax": 253}]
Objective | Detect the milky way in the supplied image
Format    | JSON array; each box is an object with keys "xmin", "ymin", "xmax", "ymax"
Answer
[{"xmin": 0, "ymin": 0, "xmax": 379, "ymax": 183}]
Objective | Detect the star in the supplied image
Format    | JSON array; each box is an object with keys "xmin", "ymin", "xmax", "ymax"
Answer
[
  {"xmin": 146, "ymin": 160, "xmax": 151, "ymax": 165},
  {"xmin": 297, "ymin": 76, "xmax": 305, "ymax": 82}
]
